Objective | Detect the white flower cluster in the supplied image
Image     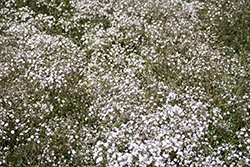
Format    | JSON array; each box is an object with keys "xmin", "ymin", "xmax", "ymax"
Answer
[
  {"xmin": 93, "ymin": 96, "xmax": 211, "ymax": 166},
  {"xmin": 0, "ymin": 0, "xmax": 249, "ymax": 166}
]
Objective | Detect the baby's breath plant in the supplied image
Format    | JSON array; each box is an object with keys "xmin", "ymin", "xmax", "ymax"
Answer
[{"xmin": 0, "ymin": 0, "xmax": 249, "ymax": 166}]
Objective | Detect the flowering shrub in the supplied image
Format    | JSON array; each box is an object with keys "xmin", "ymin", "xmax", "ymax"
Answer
[{"xmin": 0, "ymin": 0, "xmax": 249, "ymax": 166}]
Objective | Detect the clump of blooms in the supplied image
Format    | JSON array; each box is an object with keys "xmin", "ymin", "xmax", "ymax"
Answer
[{"xmin": 0, "ymin": 0, "xmax": 249, "ymax": 166}]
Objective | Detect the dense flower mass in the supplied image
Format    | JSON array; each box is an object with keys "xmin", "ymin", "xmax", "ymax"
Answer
[{"xmin": 0, "ymin": 0, "xmax": 249, "ymax": 166}]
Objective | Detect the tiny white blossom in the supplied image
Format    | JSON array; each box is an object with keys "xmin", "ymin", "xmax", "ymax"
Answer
[{"xmin": 96, "ymin": 157, "xmax": 103, "ymax": 163}]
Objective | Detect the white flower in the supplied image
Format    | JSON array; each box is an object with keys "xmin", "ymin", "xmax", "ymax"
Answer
[{"xmin": 96, "ymin": 156, "xmax": 103, "ymax": 163}]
